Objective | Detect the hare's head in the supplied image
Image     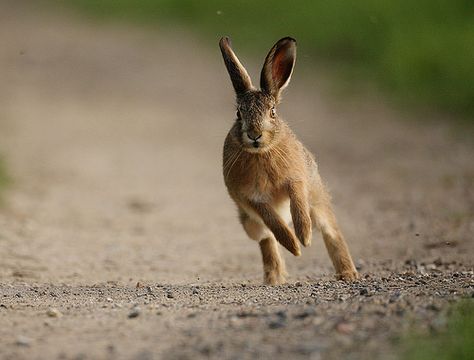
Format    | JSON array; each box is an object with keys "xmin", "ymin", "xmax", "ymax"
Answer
[{"xmin": 219, "ymin": 37, "xmax": 296, "ymax": 152}]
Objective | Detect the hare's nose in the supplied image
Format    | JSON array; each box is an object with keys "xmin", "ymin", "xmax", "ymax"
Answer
[{"xmin": 246, "ymin": 131, "xmax": 262, "ymax": 141}]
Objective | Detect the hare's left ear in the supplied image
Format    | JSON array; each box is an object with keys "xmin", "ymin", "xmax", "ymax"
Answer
[
  {"xmin": 219, "ymin": 36, "xmax": 253, "ymax": 95},
  {"xmin": 260, "ymin": 37, "xmax": 297, "ymax": 100}
]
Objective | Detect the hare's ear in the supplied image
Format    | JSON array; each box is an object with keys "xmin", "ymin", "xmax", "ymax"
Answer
[
  {"xmin": 260, "ymin": 37, "xmax": 296, "ymax": 100},
  {"xmin": 219, "ymin": 37, "xmax": 253, "ymax": 95}
]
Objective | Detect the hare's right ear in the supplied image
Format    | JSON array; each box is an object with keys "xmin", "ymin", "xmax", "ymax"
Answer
[
  {"xmin": 260, "ymin": 37, "xmax": 296, "ymax": 100},
  {"xmin": 219, "ymin": 37, "xmax": 253, "ymax": 95}
]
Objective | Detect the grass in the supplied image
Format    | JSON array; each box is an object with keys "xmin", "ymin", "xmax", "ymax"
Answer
[
  {"xmin": 59, "ymin": 0, "xmax": 474, "ymax": 119},
  {"xmin": 401, "ymin": 300, "xmax": 474, "ymax": 360}
]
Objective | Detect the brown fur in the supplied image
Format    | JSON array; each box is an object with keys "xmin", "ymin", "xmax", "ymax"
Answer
[{"xmin": 220, "ymin": 37, "xmax": 359, "ymax": 285}]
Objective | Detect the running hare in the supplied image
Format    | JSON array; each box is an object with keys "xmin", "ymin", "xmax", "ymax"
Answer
[{"xmin": 219, "ymin": 36, "xmax": 359, "ymax": 285}]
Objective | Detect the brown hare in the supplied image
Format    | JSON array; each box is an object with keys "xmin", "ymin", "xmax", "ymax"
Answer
[{"xmin": 219, "ymin": 36, "xmax": 359, "ymax": 285}]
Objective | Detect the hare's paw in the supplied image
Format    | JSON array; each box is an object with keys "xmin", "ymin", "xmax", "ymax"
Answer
[
  {"xmin": 293, "ymin": 221, "xmax": 312, "ymax": 248},
  {"xmin": 276, "ymin": 230, "xmax": 301, "ymax": 256},
  {"xmin": 336, "ymin": 270, "xmax": 360, "ymax": 282},
  {"xmin": 264, "ymin": 269, "xmax": 287, "ymax": 285},
  {"xmin": 302, "ymin": 227, "xmax": 312, "ymax": 247}
]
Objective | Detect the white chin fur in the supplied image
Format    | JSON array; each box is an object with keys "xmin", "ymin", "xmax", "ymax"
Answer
[{"xmin": 243, "ymin": 144, "xmax": 271, "ymax": 153}]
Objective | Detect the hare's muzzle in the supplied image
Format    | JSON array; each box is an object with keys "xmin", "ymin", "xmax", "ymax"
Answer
[{"xmin": 245, "ymin": 132, "xmax": 262, "ymax": 148}]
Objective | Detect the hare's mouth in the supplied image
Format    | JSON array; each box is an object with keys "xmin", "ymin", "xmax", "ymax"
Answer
[{"xmin": 243, "ymin": 142, "xmax": 271, "ymax": 154}]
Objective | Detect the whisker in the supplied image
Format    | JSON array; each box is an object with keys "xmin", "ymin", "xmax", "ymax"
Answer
[
  {"xmin": 225, "ymin": 148, "xmax": 243, "ymax": 179},
  {"xmin": 271, "ymin": 146, "xmax": 290, "ymax": 170},
  {"xmin": 223, "ymin": 149, "xmax": 240, "ymax": 171}
]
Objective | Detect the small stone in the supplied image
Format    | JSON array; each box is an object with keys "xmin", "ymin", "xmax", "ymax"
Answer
[
  {"xmin": 295, "ymin": 281, "xmax": 303, "ymax": 287},
  {"xmin": 16, "ymin": 335, "xmax": 31, "ymax": 347},
  {"xmin": 46, "ymin": 308, "xmax": 62, "ymax": 318},
  {"xmin": 294, "ymin": 308, "xmax": 316, "ymax": 319},
  {"xmin": 433, "ymin": 258, "xmax": 443, "ymax": 266},
  {"xmin": 359, "ymin": 288, "xmax": 370, "ymax": 296},
  {"xmin": 128, "ymin": 307, "xmax": 141, "ymax": 318},
  {"xmin": 192, "ymin": 288, "xmax": 199, "ymax": 295},
  {"xmin": 389, "ymin": 291, "xmax": 401, "ymax": 303},
  {"xmin": 427, "ymin": 303, "xmax": 441, "ymax": 312},
  {"xmin": 106, "ymin": 297, "xmax": 113, "ymax": 302},
  {"xmin": 336, "ymin": 321, "xmax": 354, "ymax": 334},
  {"xmin": 167, "ymin": 292, "xmax": 175, "ymax": 299},
  {"xmin": 312, "ymin": 316, "xmax": 324, "ymax": 326},
  {"xmin": 355, "ymin": 259, "xmax": 366, "ymax": 271},
  {"xmin": 268, "ymin": 319, "xmax": 286, "ymax": 329},
  {"xmin": 268, "ymin": 310, "xmax": 287, "ymax": 329},
  {"xmin": 405, "ymin": 259, "xmax": 417, "ymax": 267}
]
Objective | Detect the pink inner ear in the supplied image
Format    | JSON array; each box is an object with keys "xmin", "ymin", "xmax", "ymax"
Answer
[{"xmin": 271, "ymin": 47, "xmax": 293, "ymax": 89}]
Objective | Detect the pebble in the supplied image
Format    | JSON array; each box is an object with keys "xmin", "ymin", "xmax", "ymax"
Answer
[
  {"xmin": 16, "ymin": 335, "xmax": 31, "ymax": 347},
  {"xmin": 433, "ymin": 258, "xmax": 443, "ymax": 266},
  {"xmin": 294, "ymin": 308, "xmax": 316, "ymax": 319},
  {"xmin": 405, "ymin": 259, "xmax": 417, "ymax": 267},
  {"xmin": 267, "ymin": 310, "xmax": 287, "ymax": 329},
  {"xmin": 359, "ymin": 288, "xmax": 370, "ymax": 296},
  {"xmin": 167, "ymin": 292, "xmax": 175, "ymax": 299},
  {"xmin": 426, "ymin": 303, "xmax": 440, "ymax": 312},
  {"xmin": 336, "ymin": 321, "xmax": 355, "ymax": 334},
  {"xmin": 268, "ymin": 319, "xmax": 286, "ymax": 329},
  {"xmin": 46, "ymin": 308, "xmax": 62, "ymax": 318},
  {"xmin": 389, "ymin": 291, "xmax": 401, "ymax": 303},
  {"xmin": 128, "ymin": 307, "xmax": 141, "ymax": 318}
]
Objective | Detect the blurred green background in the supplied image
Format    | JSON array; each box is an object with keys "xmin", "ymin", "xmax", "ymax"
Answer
[
  {"xmin": 61, "ymin": 0, "xmax": 474, "ymax": 119},
  {"xmin": 401, "ymin": 300, "xmax": 474, "ymax": 360},
  {"xmin": 0, "ymin": 157, "xmax": 9, "ymax": 199}
]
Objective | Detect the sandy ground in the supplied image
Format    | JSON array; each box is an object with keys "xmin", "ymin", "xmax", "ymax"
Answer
[{"xmin": 0, "ymin": 2, "xmax": 473, "ymax": 359}]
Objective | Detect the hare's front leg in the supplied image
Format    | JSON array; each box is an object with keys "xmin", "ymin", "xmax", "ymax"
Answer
[
  {"xmin": 245, "ymin": 201, "xmax": 301, "ymax": 256},
  {"xmin": 288, "ymin": 181, "xmax": 313, "ymax": 247},
  {"xmin": 259, "ymin": 237, "xmax": 287, "ymax": 285},
  {"xmin": 239, "ymin": 210, "xmax": 287, "ymax": 285},
  {"xmin": 310, "ymin": 186, "xmax": 359, "ymax": 281}
]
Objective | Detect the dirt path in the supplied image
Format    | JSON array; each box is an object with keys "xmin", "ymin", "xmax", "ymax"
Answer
[{"xmin": 0, "ymin": 3, "xmax": 473, "ymax": 359}]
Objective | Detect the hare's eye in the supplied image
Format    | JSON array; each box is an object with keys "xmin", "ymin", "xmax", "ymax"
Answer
[
  {"xmin": 236, "ymin": 110, "xmax": 241, "ymax": 120},
  {"xmin": 270, "ymin": 107, "xmax": 276, "ymax": 118}
]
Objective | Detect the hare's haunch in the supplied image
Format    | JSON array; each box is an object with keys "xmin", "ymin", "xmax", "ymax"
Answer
[{"xmin": 220, "ymin": 37, "xmax": 359, "ymax": 285}]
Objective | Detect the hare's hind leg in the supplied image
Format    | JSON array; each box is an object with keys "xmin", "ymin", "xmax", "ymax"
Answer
[
  {"xmin": 239, "ymin": 209, "xmax": 287, "ymax": 285},
  {"xmin": 309, "ymin": 184, "xmax": 359, "ymax": 281}
]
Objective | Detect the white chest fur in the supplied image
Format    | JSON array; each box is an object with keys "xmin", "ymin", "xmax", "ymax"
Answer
[
  {"xmin": 240, "ymin": 196, "xmax": 292, "ymax": 242},
  {"xmin": 245, "ymin": 197, "xmax": 292, "ymax": 226}
]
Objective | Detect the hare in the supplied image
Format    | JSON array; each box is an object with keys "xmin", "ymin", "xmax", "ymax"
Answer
[{"xmin": 219, "ymin": 36, "xmax": 359, "ymax": 285}]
